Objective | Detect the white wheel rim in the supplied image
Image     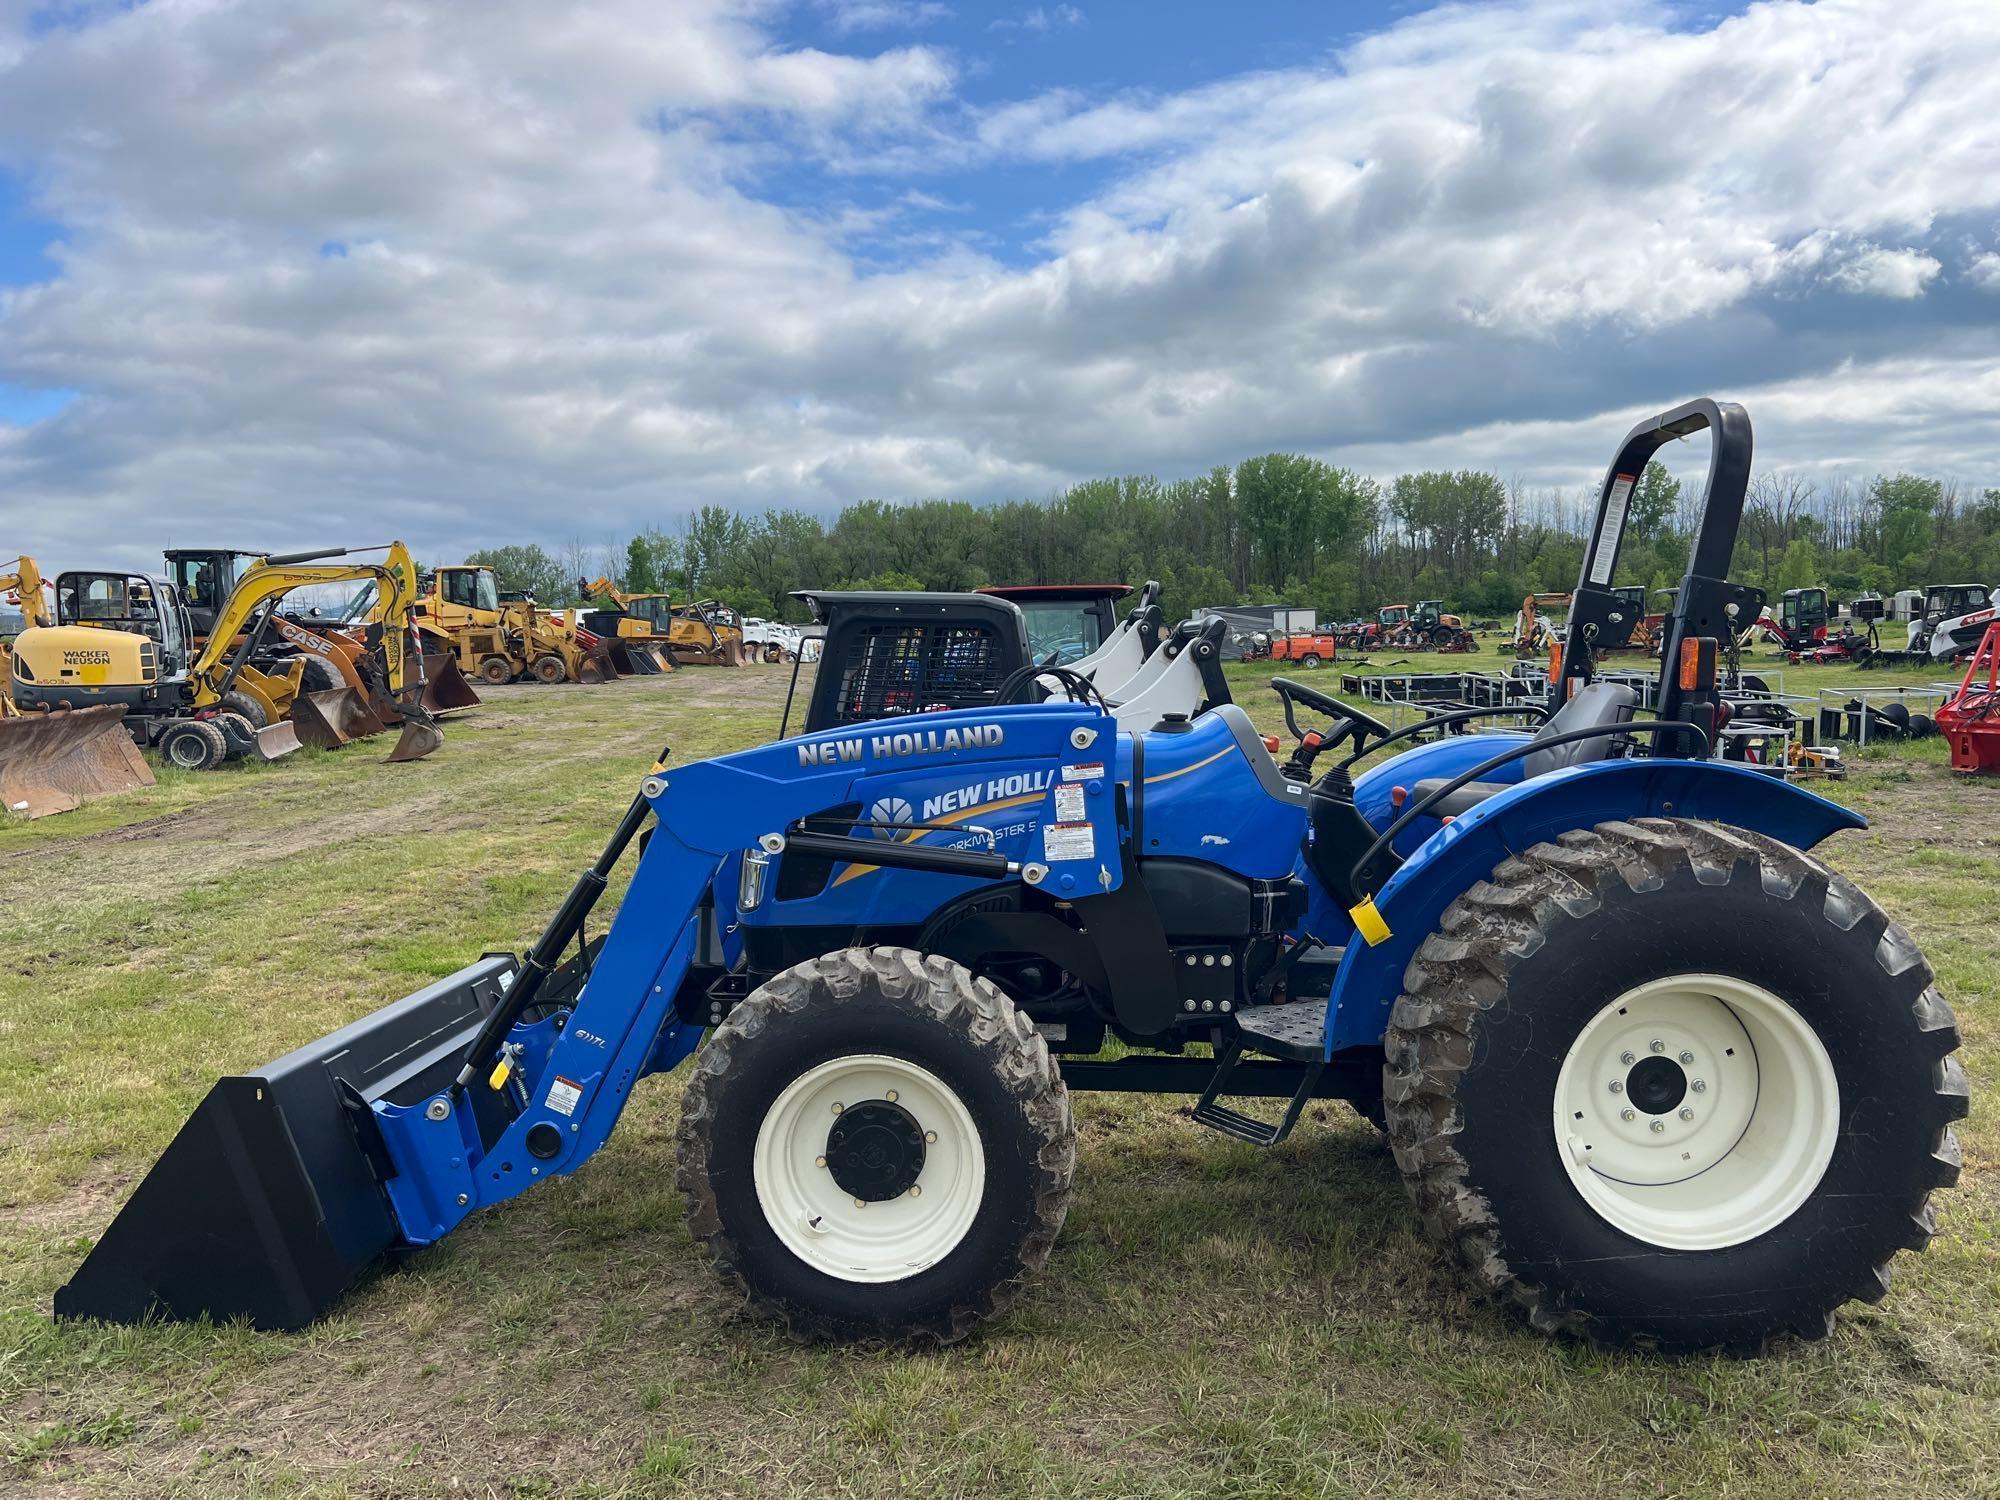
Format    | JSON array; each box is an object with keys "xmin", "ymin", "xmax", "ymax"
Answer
[
  {"xmin": 1553, "ymin": 974, "xmax": 1840, "ymax": 1251},
  {"xmin": 753, "ymin": 1054, "xmax": 985, "ymax": 1284}
]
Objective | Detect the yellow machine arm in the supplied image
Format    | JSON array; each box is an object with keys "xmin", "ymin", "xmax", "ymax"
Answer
[
  {"xmin": 581, "ymin": 575, "xmax": 633, "ymax": 609},
  {"xmin": 198, "ymin": 543, "xmax": 426, "ymax": 697},
  {"xmin": 1, "ymin": 557, "xmax": 53, "ymax": 629}
]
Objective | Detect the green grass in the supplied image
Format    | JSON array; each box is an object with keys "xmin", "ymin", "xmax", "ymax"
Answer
[{"xmin": 0, "ymin": 655, "xmax": 1994, "ymax": 1497}]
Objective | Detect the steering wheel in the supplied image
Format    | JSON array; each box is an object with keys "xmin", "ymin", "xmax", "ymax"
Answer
[{"xmin": 1270, "ymin": 676, "xmax": 1392, "ymax": 779}]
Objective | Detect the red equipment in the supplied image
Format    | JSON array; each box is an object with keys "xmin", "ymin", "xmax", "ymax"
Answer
[{"xmin": 1934, "ymin": 621, "xmax": 2000, "ymax": 774}]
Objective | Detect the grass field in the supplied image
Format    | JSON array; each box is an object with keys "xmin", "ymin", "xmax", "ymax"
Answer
[{"xmin": 1, "ymin": 652, "xmax": 1994, "ymax": 1498}]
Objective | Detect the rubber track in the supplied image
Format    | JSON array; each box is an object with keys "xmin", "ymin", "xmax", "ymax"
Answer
[
  {"xmin": 1383, "ymin": 816, "xmax": 1967, "ymax": 1352},
  {"xmin": 677, "ymin": 945, "xmax": 1075, "ymax": 1344}
]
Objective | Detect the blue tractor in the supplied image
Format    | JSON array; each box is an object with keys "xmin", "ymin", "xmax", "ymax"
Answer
[{"xmin": 58, "ymin": 401, "xmax": 1965, "ymax": 1353}]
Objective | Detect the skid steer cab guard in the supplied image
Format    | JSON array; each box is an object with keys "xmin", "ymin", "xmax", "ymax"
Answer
[{"xmin": 61, "ymin": 398, "xmax": 1967, "ymax": 1358}]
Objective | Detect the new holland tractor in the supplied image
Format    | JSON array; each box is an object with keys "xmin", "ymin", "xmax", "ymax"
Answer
[{"xmin": 58, "ymin": 401, "xmax": 1964, "ymax": 1355}]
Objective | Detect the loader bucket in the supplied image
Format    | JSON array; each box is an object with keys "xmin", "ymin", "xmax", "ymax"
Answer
[
  {"xmin": 613, "ymin": 641, "xmax": 658, "ymax": 675},
  {"xmin": 0, "ymin": 706, "xmax": 155, "ymax": 819},
  {"xmin": 254, "ymin": 719, "xmax": 305, "ymax": 761},
  {"xmin": 290, "ymin": 688, "xmax": 390, "ymax": 751},
  {"xmin": 578, "ymin": 646, "xmax": 617, "ymax": 685},
  {"xmin": 55, "ymin": 955, "xmax": 520, "ymax": 1330},
  {"xmin": 419, "ymin": 654, "xmax": 483, "ymax": 714}
]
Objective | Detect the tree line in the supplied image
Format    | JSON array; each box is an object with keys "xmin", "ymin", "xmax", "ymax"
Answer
[{"xmin": 463, "ymin": 457, "xmax": 2000, "ymax": 627}]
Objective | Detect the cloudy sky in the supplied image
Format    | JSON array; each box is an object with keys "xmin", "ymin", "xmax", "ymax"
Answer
[{"xmin": 2, "ymin": 0, "xmax": 1998, "ymax": 571}]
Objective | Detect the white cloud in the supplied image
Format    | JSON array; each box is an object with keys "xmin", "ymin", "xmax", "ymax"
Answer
[
  {"xmin": 0, "ymin": 0, "xmax": 1997, "ymax": 572},
  {"xmin": 1826, "ymin": 245, "xmax": 1943, "ymax": 299},
  {"xmin": 818, "ymin": 0, "xmax": 952, "ymax": 33},
  {"xmin": 989, "ymin": 6, "xmax": 1085, "ymax": 36},
  {"xmin": 1967, "ymin": 251, "xmax": 2000, "ymax": 292}
]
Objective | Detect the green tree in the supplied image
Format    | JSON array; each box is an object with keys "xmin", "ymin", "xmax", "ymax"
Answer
[{"xmin": 1628, "ymin": 461, "xmax": 1680, "ymax": 539}]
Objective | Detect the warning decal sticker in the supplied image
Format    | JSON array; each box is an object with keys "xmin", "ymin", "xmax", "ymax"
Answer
[
  {"xmin": 1589, "ymin": 473, "xmax": 1635, "ymax": 586},
  {"xmin": 1053, "ymin": 782, "xmax": 1087, "ymax": 822},
  {"xmin": 545, "ymin": 1076, "xmax": 584, "ymax": 1117},
  {"xmin": 1044, "ymin": 822, "xmax": 1096, "ymax": 862}
]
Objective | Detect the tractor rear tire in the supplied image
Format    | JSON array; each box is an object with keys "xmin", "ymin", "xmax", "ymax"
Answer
[
  {"xmin": 530, "ymin": 654, "xmax": 567, "ymax": 685},
  {"xmin": 157, "ymin": 719, "xmax": 228, "ymax": 772},
  {"xmin": 478, "ymin": 655, "xmax": 514, "ymax": 686},
  {"xmin": 1383, "ymin": 818, "xmax": 1965, "ymax": 1354},
  {"xmin": 678, "ymin": 946, "xmax": 1074, "ymax": 1344}
]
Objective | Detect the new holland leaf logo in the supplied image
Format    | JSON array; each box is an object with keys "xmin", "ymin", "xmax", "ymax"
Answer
[{"xmin": 867, "ymin": 797, "xmax": 914, "ymax": 838}]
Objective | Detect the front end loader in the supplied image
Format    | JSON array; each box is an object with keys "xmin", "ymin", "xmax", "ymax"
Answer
[{"xmin": 59, "ymin": 401, "xmax": 1965, "ymax": 1356}]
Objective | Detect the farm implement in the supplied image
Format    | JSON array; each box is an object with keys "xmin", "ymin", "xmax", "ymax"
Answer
[{"xmin": 58, "ymin": 400, "xmax": 1965, "ymax": 1354}]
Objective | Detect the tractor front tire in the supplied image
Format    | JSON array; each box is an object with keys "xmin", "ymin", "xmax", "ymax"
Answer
[
  {"xmin": 530, "ymin": 653, "xmax": 567, "ymax": 685},
  {"xmin": 478, "ymin": 655, "xmax": 514, "ymax": 686},
  {"xmin": 678, "ymin": 947, "xmax": 1074, "ymax": 1344},
  {"xmin": 157, "ymin": 719, "xmax": 229, "ymax": 771},
  {"xmin": 1384, "ymin": 818, "xmax": 1965, "ymax": 1354}
]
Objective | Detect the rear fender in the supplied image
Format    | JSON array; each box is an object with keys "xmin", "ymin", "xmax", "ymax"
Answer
[{"xmin": 1322, "ymin": 759, "xmax": 1865, "ymax": 1054}]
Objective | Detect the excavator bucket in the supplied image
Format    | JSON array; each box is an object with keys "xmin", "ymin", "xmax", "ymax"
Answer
[
  {"xmin": 0, "ymin": 706, "xmax": 155, "ymax": 819},
  {"xmin": 385, "ymin": 710, "xmax": 444, "ymax": 763},
  {"xmin": 419, "ymin": 653, "xmax": 482, "ymax": 714},
  {"xmin": 290, "ymin": 688, "xmax": 391, "ymax": 750},
  {"xmin": 56, "ymin": 955, "xmax": 520, "ymax": 1330},
  {"xmin": 647, "ymin": 647, "xmax": 677, "ymax": 673}
]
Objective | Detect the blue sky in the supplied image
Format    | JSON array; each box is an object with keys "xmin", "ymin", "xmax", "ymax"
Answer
[{"xmin": 0, "ymin": 0, "xmax": 1995, "ymax": 567}]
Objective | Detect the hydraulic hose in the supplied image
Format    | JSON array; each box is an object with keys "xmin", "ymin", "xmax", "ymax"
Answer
[{"xmin": 451, "ymin": 741, "xmax": 669, "ymax": 1091}]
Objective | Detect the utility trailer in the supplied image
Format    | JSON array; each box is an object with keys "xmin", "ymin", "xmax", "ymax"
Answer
[{"xmin": 58, "ymin": 400, "xmax": 1966, "ymax": 1357}]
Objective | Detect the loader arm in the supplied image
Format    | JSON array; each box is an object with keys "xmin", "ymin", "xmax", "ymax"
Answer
[
  {"xmin": 582, "ymin": 575, "xmax": 633, "ymax": 608},
  {"xmin": 196, "ymin": 543, "xmax": 426, "ymax": 698}
]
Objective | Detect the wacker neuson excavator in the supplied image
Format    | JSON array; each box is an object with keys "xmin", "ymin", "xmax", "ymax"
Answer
[{"xmin": 58, "ymin": 402, "xmax": 1965, "ymax": 1353}]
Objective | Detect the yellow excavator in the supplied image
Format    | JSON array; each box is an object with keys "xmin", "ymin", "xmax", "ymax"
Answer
[
  {"xmin": 0, "ymin": 556, "xmax": 160, "ymax": 818},
  {"xmin": 8, "ymin": 543, "xmax": 444, "ymax": 774},
  {"xmin": 580, "ymin": 577, "xmax": 746, "ymax": 667}
]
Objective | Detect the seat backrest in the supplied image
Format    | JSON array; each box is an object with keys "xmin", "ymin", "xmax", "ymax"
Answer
[{"xmin": 1524, "ymin": 680, "xmax": 1637, "ymax": 777}]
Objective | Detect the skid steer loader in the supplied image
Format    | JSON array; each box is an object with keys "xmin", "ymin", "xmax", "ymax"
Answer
[{"xmin": 59, "ymin": 401, "xmax": 1965, "ymax": 1356}]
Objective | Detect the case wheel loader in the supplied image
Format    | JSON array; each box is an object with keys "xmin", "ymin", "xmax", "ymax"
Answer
[{"xmin": 57, "ymin": 401, "xmax": 1965, "ymax": 1358}]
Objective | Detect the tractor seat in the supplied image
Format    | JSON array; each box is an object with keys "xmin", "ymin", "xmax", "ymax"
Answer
[{"xmin": 1410, "ymin": 681, "xmax": 1638, "ymax": 818}]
